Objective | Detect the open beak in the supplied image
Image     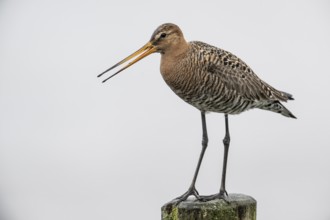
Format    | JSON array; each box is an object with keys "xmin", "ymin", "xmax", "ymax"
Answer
[{"xmin": 98, "ymin": 42, "xmax": 157, "ymax": 83}]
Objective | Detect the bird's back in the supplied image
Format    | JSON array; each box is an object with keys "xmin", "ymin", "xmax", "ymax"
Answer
[{"xmin": 160, "ymin": 41, "xmax": 295, "ymax": 118}]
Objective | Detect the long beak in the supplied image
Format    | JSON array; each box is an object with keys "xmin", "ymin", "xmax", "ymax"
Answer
[{"xmin": 98, "ymin": 42, "xmax": 157, "ymax": 83}]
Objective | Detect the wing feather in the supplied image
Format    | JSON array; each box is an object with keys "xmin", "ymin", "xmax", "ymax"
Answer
[{"xmin": 192, "ymin": 41, "xmax": 291, "ymax": 102}]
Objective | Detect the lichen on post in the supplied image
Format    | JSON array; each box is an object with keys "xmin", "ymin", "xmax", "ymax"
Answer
[{"xmin": 161, "ymin": 194, "xmax": 256, "ymax": 220}]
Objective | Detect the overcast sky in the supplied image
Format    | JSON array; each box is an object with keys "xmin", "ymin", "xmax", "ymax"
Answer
[{"xmin": 0, "ymin": 0, "xmax": 330, "ymax": 220}]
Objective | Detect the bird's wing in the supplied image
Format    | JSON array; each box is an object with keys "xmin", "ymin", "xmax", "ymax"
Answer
[{"xmin": 199, "ymin": 44, "xmax": 291, "ymax": 102}]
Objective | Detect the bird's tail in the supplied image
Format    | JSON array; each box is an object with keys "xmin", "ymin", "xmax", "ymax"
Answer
[{"xmin": 260, "ymin": 101, "xmax": 296, "ymax": 119}]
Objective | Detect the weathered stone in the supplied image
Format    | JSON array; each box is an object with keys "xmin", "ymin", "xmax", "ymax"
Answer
[{"xmin": 161, "ymin": 194, "xmax": 256, "ymax": 220}]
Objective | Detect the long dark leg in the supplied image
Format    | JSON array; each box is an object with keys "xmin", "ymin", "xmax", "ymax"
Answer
[
  {"xmin": 200, "ymin": 114, "xmax": 230, "ymax": 201},
  {"xmin": 220, "ymin": 114, "xmax": 230, "ymax": 196},
  {"xmin": 174, "ymin": 111, "xmax": 208, "ymax": 203}
]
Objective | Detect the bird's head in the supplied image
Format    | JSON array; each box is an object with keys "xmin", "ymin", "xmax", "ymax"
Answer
[
  {"xmin": 149, "ymin": 23, "xmax": 186, "ymax": 54},
  {"xmin": 98, "ymin": 23, "xmax": 186, "ymax": 83}
]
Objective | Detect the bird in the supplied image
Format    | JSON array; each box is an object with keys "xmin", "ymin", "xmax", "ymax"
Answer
[{"xmin": 98, "ymin": 23, "xmax": 296, "ymax": 203}]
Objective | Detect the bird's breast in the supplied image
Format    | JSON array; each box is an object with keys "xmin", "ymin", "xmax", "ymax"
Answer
[
  {"xmin": 159, "ymin": 51, "xmax": 248, "ymax": 114},
  {"xmin": 160, "ymin": 54, "xmax": 215, "ymax": 111}
]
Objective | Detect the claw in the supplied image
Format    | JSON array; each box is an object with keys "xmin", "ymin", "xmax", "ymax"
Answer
[
  {"xmin": 172, "ymin": 187, "xmax": 200, "ymax": 204},
  {"xmin": 199, "ymin": 192, "xmax": 230, "ymax": 203}
]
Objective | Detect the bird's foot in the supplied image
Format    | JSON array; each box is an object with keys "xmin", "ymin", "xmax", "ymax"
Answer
[
  {"xmin": 172, "ymin": 186, "xmax": 200, "ymax": 204},
  {"xmin": 199, "ymin": 190, "xmax": 229, "ymax": 203}
]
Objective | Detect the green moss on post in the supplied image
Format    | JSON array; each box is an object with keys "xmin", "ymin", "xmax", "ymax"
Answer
[{"xmin": 162, "ymin": 194, "xmax": 256, "ymax": 220}]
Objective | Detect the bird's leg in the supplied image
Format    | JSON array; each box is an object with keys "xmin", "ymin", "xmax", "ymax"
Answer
[
  {"xmin": 220, "ymin": 113, "xmax": 230, "ymax": 196},
  {"xmin": 174, "ymin": 111, "xmax": 208, "ymax": 203},
  {"xmin": 200, "ymin": 114, "xmax": 230, "ymax": 202}
]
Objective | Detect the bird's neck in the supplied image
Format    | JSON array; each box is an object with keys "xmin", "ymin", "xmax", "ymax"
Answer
[
  {"xmin": 164, "ymin": 38, "xmax": 189, "ymax": 58},
  {"xmin": 160, "ymin": 40, "xmax": 189, "ymax": 78}
]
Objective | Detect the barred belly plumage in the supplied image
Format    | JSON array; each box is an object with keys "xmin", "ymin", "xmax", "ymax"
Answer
[{"xmin": 161, "ymin": 40, "xmax": 295, "ymax": 118}]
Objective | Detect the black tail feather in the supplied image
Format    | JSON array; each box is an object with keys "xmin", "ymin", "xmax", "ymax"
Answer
[{"xmin": 260, "ymin": 101, "xmax": 296, "ymax": 119}]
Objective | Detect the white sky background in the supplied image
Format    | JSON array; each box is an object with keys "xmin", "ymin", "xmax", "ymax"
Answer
[{"xmin": 0, "ymin": 0, "xmax": 329, "ymax": 219}]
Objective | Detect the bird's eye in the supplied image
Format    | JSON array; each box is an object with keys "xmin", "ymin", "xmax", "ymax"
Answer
[{"xmin": 160, "ymin": 33, "xmax": 167, "ymax": 38}]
